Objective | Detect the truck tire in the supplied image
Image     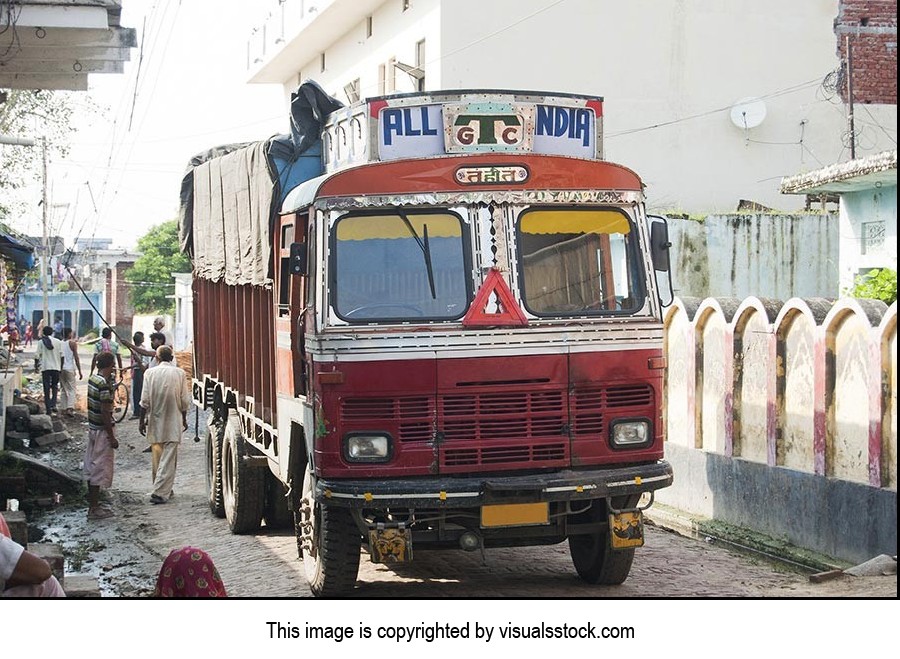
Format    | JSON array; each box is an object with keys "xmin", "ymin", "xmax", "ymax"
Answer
[
  {"xmin": 569, "ymin": 531, "xmax": 635, "ymax": 585},
  {"xmin": 568, "ymin": 498, "xmax": 635, "ymax": 585},
  {"xmin": 206, "ymin": 415, "xmax": 225, "ymax": 518},
  {"xmin": 299, "ymin": 467, "xmax": 361, "ymax": 597},
  {"xmin": 264, "ymin": 472, "xmax": 294, "ymax": 530},
  {"xmin": 222, "ymin": 413, "xmax": 265, "ymax": 534}
]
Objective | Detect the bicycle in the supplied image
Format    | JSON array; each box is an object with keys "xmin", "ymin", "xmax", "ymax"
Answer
[{"xmin": 111, "ymin": 366, "xmax": 136, "ymax": 424}]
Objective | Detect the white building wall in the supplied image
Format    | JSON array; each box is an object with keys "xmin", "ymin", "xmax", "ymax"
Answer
[
  {"xmin": 838, "ymin": 184, "xmax": 898, "ymax": 292},
  {"xmin": 252, "ymin": 0, "xmax": 897, "ymax": 214},
  {"xmin": 173, "ymin": 273, "xmax": 194, "ymax": 352},
  {"xmin": 295, "ymin": 0, "xmax": 441, "ymax": 103},
  {"xmin": 438, "ymin": 0, "xmax": 895, "ymax": 213}
]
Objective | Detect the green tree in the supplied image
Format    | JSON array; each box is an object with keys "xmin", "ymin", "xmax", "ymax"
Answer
[
  {"xmin": 127, "ymin": 220, "xmax": 191, "ymax": 314},
  {"xmin": 848, "ymin": 268, "xmax": 897, "ymax": 305},
  {"xmin": 0, "ymin": 90, "xmax": 78, "ymax": 221}
]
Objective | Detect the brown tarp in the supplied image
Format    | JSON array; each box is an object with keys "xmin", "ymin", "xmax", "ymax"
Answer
[{"xmin": 188, "ymin": 141, "xmax": 276, "ymax": 287}]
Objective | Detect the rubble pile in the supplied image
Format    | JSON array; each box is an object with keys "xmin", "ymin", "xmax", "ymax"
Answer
[{"xmin": 5, "ymin": 394, "xmax": 75, "ymax": 451}]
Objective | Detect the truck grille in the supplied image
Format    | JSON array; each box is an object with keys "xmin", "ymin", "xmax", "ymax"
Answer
[
  {"xmin": 440, "ymin": 390, "xmax": 565, "ymax": 441},
  {"xmin": 340, "ymin": 383, "xmax": 652, "ymax": 466},
  {"xmin": 340, "ymin": 396, "xmax": 434, "ymax": 442},
  {"xmin": 572, "ymin": 384, "xmax": 653, "ymax": 436},
  {"xmin": 444, "ymin": 442, "xmax": 567, "ymax": 467}
]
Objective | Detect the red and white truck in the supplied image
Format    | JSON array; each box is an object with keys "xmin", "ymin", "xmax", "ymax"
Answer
[{"xmin": 181, "ymin": 86, "xmax": 674, "ymax": 596}]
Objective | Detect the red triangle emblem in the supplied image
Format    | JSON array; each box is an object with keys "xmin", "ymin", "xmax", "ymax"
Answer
[{"xmin": 462, "ymin": 268, "xmax": 528, "ymax": 327}]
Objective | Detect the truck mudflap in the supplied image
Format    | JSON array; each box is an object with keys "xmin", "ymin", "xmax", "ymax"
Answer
[{"xmin": 313, "ymin": 460, "xmax": 672, "ymax": 509}]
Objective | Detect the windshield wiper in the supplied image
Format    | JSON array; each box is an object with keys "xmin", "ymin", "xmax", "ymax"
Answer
[{"xmin": 397, "ymin": 209, "xmax": 436, "ymax": 299}]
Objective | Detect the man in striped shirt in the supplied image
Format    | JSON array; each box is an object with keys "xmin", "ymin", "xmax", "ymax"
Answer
[{"xmin": 85, "ymin": 351, "xmax": 119, "ymax": 520}]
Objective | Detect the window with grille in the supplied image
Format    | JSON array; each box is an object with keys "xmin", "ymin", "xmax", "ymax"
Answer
[{"xmin": 862, "ymin": 221, "xmax": 885, "ymax": 255}]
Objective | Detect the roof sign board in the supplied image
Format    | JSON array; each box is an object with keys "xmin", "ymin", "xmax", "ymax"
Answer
[
  {"xmin": 377, "ymin": 100, "xmax": 598, "ymax": 161},
  {"xmin": 322, "ymin": 91, "xmax": 603, "ymax": 173}
]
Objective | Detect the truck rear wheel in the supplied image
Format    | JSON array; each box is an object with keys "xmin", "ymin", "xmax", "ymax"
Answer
[
  {"xmin": 206, "ymin": 415, "xmax": 225, "ymax": 518},
  {"xmin": 222, "ymin": 413, "xmax": 265, "ymax": 534},
  {"xmin": 568, "ymin": 498, "xmax": 635, "ymax": 585},
  {"xmin": 299, "ymin": 467, "xmax": 361, "ymax": 597}
]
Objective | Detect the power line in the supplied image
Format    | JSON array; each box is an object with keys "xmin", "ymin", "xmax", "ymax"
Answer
[
  {"xmin": 127, "ymin": 13, "xmax": 149, "ymax": 132},
  {"xmin": 606, "ymin": 79, "xmax": 821, "ymax": 139},
  {"xmin": 860, "ymin": 105, "xmax": 897, "ymax": 145}
]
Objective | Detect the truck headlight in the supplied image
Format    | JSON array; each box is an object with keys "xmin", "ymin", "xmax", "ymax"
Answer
[
  {"xmin": 344, "ymin": 433, "xmax": 392, "ymax": 462},
  {"xmin": 610, "ymin": 419, "xmax": 651, "ymax": 448}
]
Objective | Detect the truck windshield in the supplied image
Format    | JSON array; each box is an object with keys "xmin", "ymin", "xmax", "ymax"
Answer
[
  {"xmin": 332, "ymin": 210, "xmax": 470, "ymax": 322},
  {"xmin": 517, "ymin": 208, "xmax": 643, "ymax": 315}
]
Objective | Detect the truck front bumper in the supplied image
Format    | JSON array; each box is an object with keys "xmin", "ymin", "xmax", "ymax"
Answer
[{"xmin": 315, "ymin": 460, "xmax": 672, "ymax": 509}]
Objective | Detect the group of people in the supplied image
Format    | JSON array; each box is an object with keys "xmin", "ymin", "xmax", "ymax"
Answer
[
  {"xmin": 5, "ymin": 315, "xmax": 223, "ymax": 598},
  {"xmin": 3, "ymin": 511, "xmax": 226, "ymax": 597},
  {"xmin": 2, "ymin": 315, "xmax": 34, "ymax": 353},
  {"xmin": 31, "ymin": 316, "xmax": 190, "ymax": 515}
]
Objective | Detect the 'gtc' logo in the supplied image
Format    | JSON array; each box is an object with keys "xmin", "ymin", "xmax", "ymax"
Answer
[{"xmin": 453, "ymin": 114, "xmax": 523, "ymax": 146}]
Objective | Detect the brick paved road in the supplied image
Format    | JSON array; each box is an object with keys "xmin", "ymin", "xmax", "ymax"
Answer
[{"xmin": 38, "ymin": 409, "xmax": 896, "ymax": 599}]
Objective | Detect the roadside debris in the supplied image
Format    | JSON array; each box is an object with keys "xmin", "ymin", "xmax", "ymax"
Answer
[
  {"xmin": 844, "ymin": 554, "xmax": 897, "ymax": 577},
  {"xmin": 809, "ymin": 554, "xmax": 897, "ymax": 582}
]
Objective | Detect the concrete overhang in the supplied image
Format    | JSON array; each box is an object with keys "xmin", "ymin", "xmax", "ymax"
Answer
[
  {"xmin": 781, "ymin": 150, "xmax": 897, "ymax": 195},
  {"xmin": 0, "ymin": 0, "xmax": 136, "ymax": 91},
  {"xmin": 247, "ymin": 0, "xmax": 384, "ymax": 85}
]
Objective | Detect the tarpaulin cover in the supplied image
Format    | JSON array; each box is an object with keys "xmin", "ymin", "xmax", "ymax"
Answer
[
  {"xmin": 179, "ymin": 81, "xmax": 342, "ymax": 286},
  {"xmin": 0, "ymin": 231, "xmax": 35, "ymax": 271}
]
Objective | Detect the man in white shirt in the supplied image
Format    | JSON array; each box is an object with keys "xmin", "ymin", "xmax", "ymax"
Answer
[
  {"xmin": 153, "ymin": 316, "xmax": 174, "ymax": 348},
  {"xmin": 36, "ymin": 325, "xmax": 64, "ymax": 415},
  {"xmin": 139, "ymin": 345, "xmax": 191, "ymax": 504}
]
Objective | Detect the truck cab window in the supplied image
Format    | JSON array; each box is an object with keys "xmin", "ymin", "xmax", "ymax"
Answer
[
  {"xmin": 518, "ymin": 208, "xmax": 643, "ymax": 315},
  {"xmin": 278, "ymin": 222, "xmax": 295, "ymax": 316},
  {"xmin": 331, "ymin": 210, "xmax": 469, "ymax": 322}
]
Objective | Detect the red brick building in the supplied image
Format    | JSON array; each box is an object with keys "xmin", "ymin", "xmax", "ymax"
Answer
[
  {"xmin": 105, "ymin": 261, "xmax": 135, "ymax": 330},
  {"xmin": 835, "ymin": 0, "xmax": 898, "ymax": 104}
]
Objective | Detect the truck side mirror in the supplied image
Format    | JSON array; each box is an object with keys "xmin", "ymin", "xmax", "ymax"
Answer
[
  {"xmin": 648, "ymin": 215, "xmax": 674, "ymax": 308},
  {"xmin": 649, "ymin": 220, "xmax": 671, "ymax": 272},
  {"xmin": 290, "ymin": 242, "xmax": 307, "ymax": 275}
]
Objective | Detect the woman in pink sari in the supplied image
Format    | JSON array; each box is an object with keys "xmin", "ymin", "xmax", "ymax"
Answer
[{"xmin": 153, "ymin": 547, "xmax": 227, "ymax": 597}]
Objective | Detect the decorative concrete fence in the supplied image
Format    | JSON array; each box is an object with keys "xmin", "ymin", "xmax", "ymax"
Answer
[{"xmin": 662, "ymin": 296, "xmax": 897, "ymax": 564}]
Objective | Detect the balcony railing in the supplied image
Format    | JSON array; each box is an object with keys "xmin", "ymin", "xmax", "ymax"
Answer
[{"xmin": 246, "ymin": 0, "xmax": 325, "ymax": 70}]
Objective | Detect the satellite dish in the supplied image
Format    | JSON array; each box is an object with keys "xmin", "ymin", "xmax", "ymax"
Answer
[{"xmin": 730, "ymin": 97, "xmax": 767, "ymax": 129}]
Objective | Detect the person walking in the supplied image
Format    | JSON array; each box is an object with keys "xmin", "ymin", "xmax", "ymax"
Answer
[
  {"xmin": 23, "ymin": 322, "xmax": 33, "ymax": 348},
  {"xmin": 4, "ymin": 322, "xmax": 19, "ymax": 353},
  {"xmin": 120, "ymin": 331, "xmax": 166, "ymax": 420},
  {"xmin": 126, "ymin": 331, "xmax": 150, "ymax": 419},
  {"xmin": 90, "ymin": 326, "xmax": 123, "ymax": 376},
  {"xmin": 36, "ymin": 326, "xmax": 63, "ymax": 415},
  {"xmin": 139, "ymin": 345, "xmax": 190, "ymax": 504},
  {"xmin": 59, "ymin": 328, "xmax": 83, "ymax": 417},
  {"xmin": 84, "ymin": 352, "xmax": 119, "ymax": 520}
]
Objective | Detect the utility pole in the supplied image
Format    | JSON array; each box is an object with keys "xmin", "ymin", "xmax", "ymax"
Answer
[
  {"xmin": 845, "ymin": 35, "xmax": 856, "ymax": 160},
  {"xmin": 42, "ymin": 135, "xmax": 50, "ymax": 324}
]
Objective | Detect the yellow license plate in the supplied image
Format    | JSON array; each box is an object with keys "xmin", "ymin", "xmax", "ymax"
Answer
[
  {"xmin": 481, "ymin": 502, "xmax": 549, "ymax": 528},
  {"xmin": 609, "ymin": 510, "xmax": 644, "ymax": 549}
]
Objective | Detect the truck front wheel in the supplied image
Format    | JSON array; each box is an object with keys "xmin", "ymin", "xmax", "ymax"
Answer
[
  {"xmin": 299, "ymin": 467, "xmax": 361, "ymax": 597},
  {"xmin": 568, "ymin": 498, "xmax": 635, "ymax": 585}
]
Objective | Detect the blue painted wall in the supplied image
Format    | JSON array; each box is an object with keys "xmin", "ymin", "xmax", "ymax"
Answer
[{"xmin": 17, "ymin": 290, "xmax": 103, "ymax": 337}]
